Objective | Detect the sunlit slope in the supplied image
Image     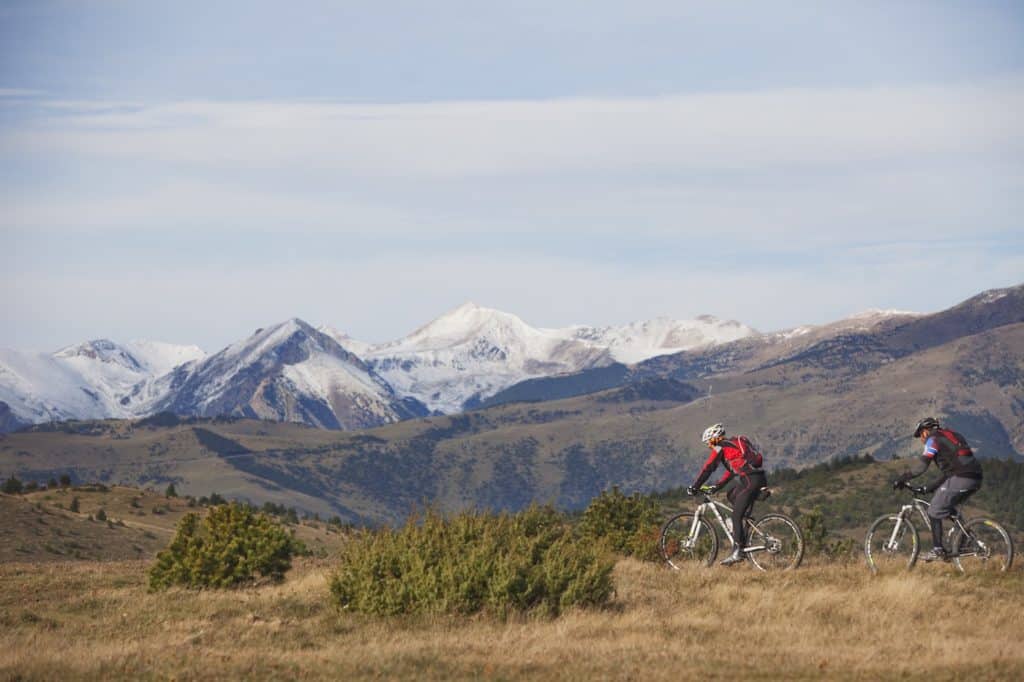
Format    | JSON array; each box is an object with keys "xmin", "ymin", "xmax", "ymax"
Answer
[{"xmin": 1, "ymin": 485, "xmax": 346, "ymax": 563}]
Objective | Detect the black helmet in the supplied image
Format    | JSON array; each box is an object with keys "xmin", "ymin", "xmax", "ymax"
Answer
[{"xmin": 914, "ymin": 417, "xmax": 940, "ymax": 437}]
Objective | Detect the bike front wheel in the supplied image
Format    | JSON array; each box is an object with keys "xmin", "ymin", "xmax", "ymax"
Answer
[
  {"xmin": 950, "ymin": 518, "xmax": 1014, "ymax": 574},
  {"xmin": 659, "ymin": 512, "xmax": 718, "ymax": 569},
  {"xmin": 865, "ymin": 515, "xmax": 919, "ymax": 574},
  {"xmin": 747, "ymin": 513, "xmax": 804, "ymax": 571}
]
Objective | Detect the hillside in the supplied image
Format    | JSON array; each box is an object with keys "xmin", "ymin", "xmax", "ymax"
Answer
[{"xmin": 0, "ymin": 484, "xmax": 346, "ymax": 563}]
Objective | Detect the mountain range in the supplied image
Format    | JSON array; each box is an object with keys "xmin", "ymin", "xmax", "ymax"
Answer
[
  {"xmin": 0, "ymin": 304, "xmax": 758, "ymax": 432},
  {"xmin": 2, "ymin": 283, "xmax": 1021, "ymax": 523}
]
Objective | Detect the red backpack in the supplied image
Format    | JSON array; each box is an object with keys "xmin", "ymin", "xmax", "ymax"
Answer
[
  {"xmin": 937, "ymin": 428, "xmax": 974, "ymax": 457},
  {"xmin": 733, "ymin": 435, "xmax": 764, "ymax": 469}
]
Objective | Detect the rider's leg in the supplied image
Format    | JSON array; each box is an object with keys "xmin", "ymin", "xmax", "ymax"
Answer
[
  {"xmin": 722, "ymin": 472, "xmax": 766, "ymax": 566},
  {"xmin": 924, "ymin": 476, "xmax": 982, "ymax": 561}
]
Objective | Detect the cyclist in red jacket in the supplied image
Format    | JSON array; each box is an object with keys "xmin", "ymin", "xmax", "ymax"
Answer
[{"xmin": 687, "ymin": 423, "xmax": 767, "ymax": 566}]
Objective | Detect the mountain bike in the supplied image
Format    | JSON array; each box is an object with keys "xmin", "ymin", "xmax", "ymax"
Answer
[
  {"xmin": 864, "ymin": 485, "xmax": 1014, "ymax": 575},
  {"xmin": 659, "ymin": 485, "xmax": 804, "ymax": 571}
]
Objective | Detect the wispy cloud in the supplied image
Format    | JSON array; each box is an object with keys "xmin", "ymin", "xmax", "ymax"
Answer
[
  {"xmin": 6, "ymin": 81, "xmax": 1024, "ymax": 176},
  {"xmin": 0, "ymin": 88, "xmax": 45, "ymax": 97}
]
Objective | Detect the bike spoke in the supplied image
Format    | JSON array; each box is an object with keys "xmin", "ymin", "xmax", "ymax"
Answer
[
  {"xmin": 865, "ymin": 515, "xmax": 918, "ymax": 574},
  {"xmin": 747, "ymin": 514, "xmax": 803, "ymax": 571},
  {"xmin": 953, "ymin": 519, "xmax": 1014, "ymax": 574},
  {"xmin": 660, "ymin": 513, "xmax": 718, "ymax": 569}
]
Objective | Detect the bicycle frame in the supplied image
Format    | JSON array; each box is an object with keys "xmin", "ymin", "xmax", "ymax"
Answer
[
  {"xmin": 690, "ymin": 496, "xmax": 768, "ymax": 554},
  {"xmin": 884, "ymin": 497, "xmax": 969, "ymax": 553}
]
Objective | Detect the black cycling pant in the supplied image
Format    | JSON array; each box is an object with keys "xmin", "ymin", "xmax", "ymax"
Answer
[{"xmin": 727, "ymin": 471, "xmax": 766, "ymax": 548}]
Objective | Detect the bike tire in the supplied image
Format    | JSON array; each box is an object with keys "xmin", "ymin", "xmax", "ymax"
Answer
[
  {"xmin": 865, "ymin": 514, "xmax": 919, "ymax": 574},
  {"xmin": 950, "ymin": 517, "xmax": 1014, "ymax": 574},
  {"xmin": 747, "ymin": 513, "xmax": 804, "ymax": 571},
  {"xmin": 659, "ymin": 512, "xmax": 718, "ymax": 569}
]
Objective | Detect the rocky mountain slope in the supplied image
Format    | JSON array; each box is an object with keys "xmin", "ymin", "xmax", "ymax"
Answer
[
  {"xmin": 1, "ymin": 305, "xmax": 757, "ymax": 431},
  {"xmin": 135, "ymin": 320, "xmax": 429, "ymax": 430}
]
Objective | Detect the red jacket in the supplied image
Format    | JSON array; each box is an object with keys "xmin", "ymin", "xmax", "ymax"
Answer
[{"xmin": 692, "ymin": 437, "xmax": 763, "ymax": 488}]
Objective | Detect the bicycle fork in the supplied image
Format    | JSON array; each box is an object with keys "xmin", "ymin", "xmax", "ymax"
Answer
[{"xmin": 885, "ymin": 506, "xmax": 914, "ymax": 552}]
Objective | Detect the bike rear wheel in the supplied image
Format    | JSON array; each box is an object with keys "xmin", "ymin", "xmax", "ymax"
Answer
[
  {"xmin": 865, "ymin": 515, "xmax": 919, "ymax": 574},
  {"xmin": 950, "ymin": 518, "xmax": 1014, "ymax": 574},
  {"xmin": 659, "ymin": 512, "xmax": 718, "ymax": 569},
  {"xmin": 747, "ymin": 513, "xmax": 804, "ymax": 571}
]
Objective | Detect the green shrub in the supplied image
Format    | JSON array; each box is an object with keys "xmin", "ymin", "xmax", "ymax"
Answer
[
  {"xmin": 95, "ymin": 508, "xmax": 107, "ymax": 521},
  {"xmin": 69, "ymin": 496, "xmax": 80, "ymax": 513},
  {"xmin": 2, "ymin": 476, "xmax": 23, "ymax": 494},
  {"xmin": 149, "ymin": 502, "xmax": 297, "ymax": 590},
  {"xmin": 799, "ymin": 508, "xmax": 857, "ymax": 561},
  {"xmin": 329, "ymin": 506, "xmax": 614, "ymax": 617},
  {"xmin": 577, "ymin": 487, "xmax": 662, "ymax": 561}
]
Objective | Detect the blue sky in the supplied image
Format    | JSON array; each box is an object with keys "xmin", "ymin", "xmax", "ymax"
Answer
[{"xmin": 2, "ymin": 1, "xmax": 1023, "ymax": 351}]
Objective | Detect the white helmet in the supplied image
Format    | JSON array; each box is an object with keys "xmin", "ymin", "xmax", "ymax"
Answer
[{"xmin": 701, "ymin": 423, "xmax": 726, "ymax": 444}]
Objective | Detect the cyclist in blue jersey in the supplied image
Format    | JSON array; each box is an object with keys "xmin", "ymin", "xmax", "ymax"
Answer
[{"xmin": 894, "ymin": 417, "xmax": 983, "ymax": 562}]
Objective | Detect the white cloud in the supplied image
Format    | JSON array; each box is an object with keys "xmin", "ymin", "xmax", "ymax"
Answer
[{"xmin": 5, "ymin": 81, "xmax": 1023, "ymax": 177}]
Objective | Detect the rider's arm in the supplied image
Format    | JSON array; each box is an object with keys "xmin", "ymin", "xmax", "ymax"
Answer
[
  {"xmin": 713, "ymin": 468, "xmax": 734, "ymax": 488},
  {"xmin": 917, "ymin": 436, "xmax": 948, "ymax": 492},
  {"xmin": 896, "ymin": 437, "xmax": 938, "ymax": 485},
  {"xmin": 691, "ymin": 448, "xmax": 721, "ymax": 488},
  {"xmin": 897, "ymin": 455, "xmax": 930, "ymax": 485}
]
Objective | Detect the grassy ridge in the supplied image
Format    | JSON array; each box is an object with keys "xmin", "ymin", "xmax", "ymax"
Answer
[{"xmin": 2, "ymin": 558, "xmax": 1022, "ymax": 680}]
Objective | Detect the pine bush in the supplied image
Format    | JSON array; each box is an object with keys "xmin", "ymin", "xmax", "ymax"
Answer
[
  {"xmin": 149, "ymin": 502, "xmax": 297, "ymax": 590},
  {"xmin": 329, "ymin": 506, "xmax": 614, "ymax": 617},
  {"xmin": 577, "ymin": 487, "xmax": 662, "ymax": 561}
]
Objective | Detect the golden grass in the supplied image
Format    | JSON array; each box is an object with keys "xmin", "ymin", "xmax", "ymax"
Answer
[{"xmin": 1, "ymin": 557, "xmax": 1022, "ymax": 681}]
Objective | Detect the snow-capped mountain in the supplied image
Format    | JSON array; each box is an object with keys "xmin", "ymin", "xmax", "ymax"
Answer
[
  {"xmin": 364, "ymin": 303, "xmax": 614, "ymax": 413},
  {"xmin": 355, "ymin": 303, "xmax": 759, "ymax": 413},
  {"xmin": 317, "ymin": 325, "xmax": 374, "ymax": 357},
  {"xmin": 0, "ymin": 305, "xmax": 763, "ymax": 430},
  {"xmin": 0, "ymin": 339, "xmax": 206, "ymax": 426},
  {"xmin": 569, "ymin": 315, "xmax": 758, "ymax": 364},
  {"xmin": 137, "ymin": 319, "xmax": 428, "ymax": 430}
]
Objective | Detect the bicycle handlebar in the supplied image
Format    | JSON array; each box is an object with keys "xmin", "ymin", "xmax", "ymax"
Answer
[{"xmin": 892, "ymin": 481, "xmax": 927, "ymax": 495}]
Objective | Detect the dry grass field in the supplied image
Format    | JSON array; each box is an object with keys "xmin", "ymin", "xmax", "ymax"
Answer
[{"xmin": 2, "ymin": 557, "xmax": 1022, "ymax": 681}]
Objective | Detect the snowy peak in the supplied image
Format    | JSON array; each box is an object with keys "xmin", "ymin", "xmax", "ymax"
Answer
[
  {"xmin": 317, "ymin": 325, "xmax": 373, "ymax": 357},
  {"xmin": 123, "ymin": 340, "xmax": 206, "ymax": 376},
  {"xmin": 569, "ymin": 315, "xmax": 759, "ymax": 364},
  {"xmin": 384, "ymin": 302, "xmax": 536, "ymax": 352},
  {"xmin": 145, "ymin": 318, "xmax": 426, "ymax": 430},
  {"xmin": 0, "ymin": 338, "xmax": 207, "ymax": 427},
  {"xmin": 366, "ymin": 304, "xmax": 610, "ymax": 413},
  {"xmin": 54, "ymin": 339, "xmax": 144, "ymax": 372}
]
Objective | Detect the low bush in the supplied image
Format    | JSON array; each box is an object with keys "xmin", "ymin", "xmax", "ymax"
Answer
[
  {"xmin": 149, "ymin": 502, "xmax": 297, "ymax": 590},
  {"xmin": 329, "ymin": 506, "xmax": 614, "ymax": 617},
  {"xmin": 577, "ymin": 487, "xmax": 662, "ymax": 561},
  {"xmin": 799, "ymin": 508, "xmax": 857, "ymax": 561}
]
